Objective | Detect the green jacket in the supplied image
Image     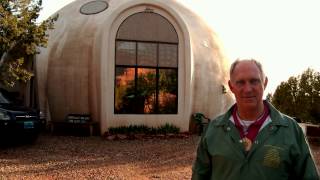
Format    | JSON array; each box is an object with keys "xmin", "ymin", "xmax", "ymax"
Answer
[{"xmin": 192, "ymin": 102, "xmax": 319, "ymax": 180}]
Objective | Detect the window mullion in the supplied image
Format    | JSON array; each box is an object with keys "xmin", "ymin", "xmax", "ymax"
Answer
[
  {"xmin": 155, "ymin": 43, "xmax": 160, "ymax": 113},
  {"xmin": 134, "ymin": 42, "xmax": 138, "ymax": 99}
]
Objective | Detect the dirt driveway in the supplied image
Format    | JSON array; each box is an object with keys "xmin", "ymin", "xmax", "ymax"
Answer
[{"xmin": 0, "ymin": 134, "xmax": 319, "ymax": 179}]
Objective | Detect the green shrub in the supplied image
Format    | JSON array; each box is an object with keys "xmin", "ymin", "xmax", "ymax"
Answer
[
  {"xmin": 157, "ymin": 123, "xmax": 180, "ymax": 134},
  {"xmin": 108, "ymin": 123, "xmax": 180, "ymax": 135}
]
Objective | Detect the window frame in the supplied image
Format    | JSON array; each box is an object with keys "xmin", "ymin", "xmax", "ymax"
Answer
[{"xmin": 114, "ymin": 39, "xmax": 178, "ymax": 114}]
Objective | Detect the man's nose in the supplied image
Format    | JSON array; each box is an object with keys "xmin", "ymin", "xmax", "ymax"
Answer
[{"xmin": 243, "ymin": 82, "xmax": 253, "ymax": 92}]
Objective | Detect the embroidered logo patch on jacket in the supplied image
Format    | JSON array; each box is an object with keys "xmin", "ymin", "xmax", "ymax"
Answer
[{"xmin": 262, "ymin": 145, "xmax": 282, "ymax": 168}]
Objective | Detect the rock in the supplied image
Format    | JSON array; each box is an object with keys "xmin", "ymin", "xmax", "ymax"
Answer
[
  {"xmin": 106, "ymin": 135, "xmax": 116, "ymax": 140},
  {"xmin": 134, "ymin": 134, "xmax": 144, "ymax": 140},
  {"xmin": 117, "ymin": 134, "xmax": 127, "ymax": 140}
]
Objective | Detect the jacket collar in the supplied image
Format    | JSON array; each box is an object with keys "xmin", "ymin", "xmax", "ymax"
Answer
[{"xmin": 215, "ymin": 101, "xmax": 289, "ymax": 127}]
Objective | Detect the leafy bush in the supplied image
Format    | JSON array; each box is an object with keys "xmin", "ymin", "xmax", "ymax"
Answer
[
  {"xmin": 156, "ymin": 123, "xmax": 180, "ymax": 134},
  {"xmin": 108, "ymin": 123, "xmax": 180, "ymax": 135}
]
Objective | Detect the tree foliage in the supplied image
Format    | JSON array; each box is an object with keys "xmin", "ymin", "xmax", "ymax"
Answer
[
  {"xmin": 271, "ymin": 68, "xmax": 320, "ymax": 124},
  {"xmin": 0, "ymin": 0, "xmax": 57, "ymax": 87}
]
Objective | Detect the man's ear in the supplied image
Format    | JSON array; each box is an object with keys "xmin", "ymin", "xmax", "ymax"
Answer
[
  {"xmin": 228, "ymin": 80, "xmax": 234, "ymax": 93},
  {"xmin": 264, "ymin": 77, "xmax": 268, "ymax": 89}
]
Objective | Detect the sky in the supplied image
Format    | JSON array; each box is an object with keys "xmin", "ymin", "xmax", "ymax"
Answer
[{"xmin": 38, "ymin": 0, "xmax": 320, "ymax": 96}]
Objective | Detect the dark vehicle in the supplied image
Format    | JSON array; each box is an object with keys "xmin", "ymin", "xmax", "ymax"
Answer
[{"xmin": 0, "ymin": 92, "xmax": 40, "ymax": 143}]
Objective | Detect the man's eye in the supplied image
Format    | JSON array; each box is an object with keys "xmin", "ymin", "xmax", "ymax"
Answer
[
  {"xmin": 236, "ymin": 81, "xmax": 245, "ymax": 86},
  {"xmin": 250, "ymin": 79, "xmax": 261, "ymax": 85}
]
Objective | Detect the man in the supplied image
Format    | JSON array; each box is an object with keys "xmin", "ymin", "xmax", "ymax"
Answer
[{"xmin": 192, "ymin": 59, "xmax": 319, "ymax": 180}]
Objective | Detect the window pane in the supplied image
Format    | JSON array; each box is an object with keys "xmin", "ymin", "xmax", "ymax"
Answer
[
  {"xmin": 137, "ymin": 42, "xmax": 157, "ymax": 67},
  {"xmin": 115, "ymin": 67, "xmax": 136, "ymax": 113},
  {"xmin": 159, "ymin": 44, "xmax": 177, "ymax": 68},
  {"xmin": 158, "ymin": 69, "xmax": 178, "ymax": 114},
  {"xmin": 116, "ymin": 41, "xmax": 136, "ymax": 65},
  {"xmin": 137, "ymin": 68, "xmax": 156, "ymax": 113}
]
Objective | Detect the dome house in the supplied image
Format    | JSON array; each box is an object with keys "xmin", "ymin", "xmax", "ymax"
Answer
[{"xmin": 36, "ymin": 0, "xmax": 234, "ymax": 134}]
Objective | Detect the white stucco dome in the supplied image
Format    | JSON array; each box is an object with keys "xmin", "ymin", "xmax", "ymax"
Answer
[{"xmin": 36, "ymin": 0, "xmax": 234, "ymax": 134}]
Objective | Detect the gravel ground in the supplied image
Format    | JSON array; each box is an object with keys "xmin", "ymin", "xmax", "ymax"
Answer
[
  {"xmin": 311, "ymin": 143, "xmax": 320, "ymax": 175},
  {"xmin": 0, "ymin": 134, "xmax": 199, "ymax": 180},
  {"xmin": 0, "ymin": 134, "xmax": 319, "ymax": 180}
]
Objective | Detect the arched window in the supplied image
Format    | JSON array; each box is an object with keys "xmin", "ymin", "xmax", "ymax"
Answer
[{"xmin": 115, "ymin": 12, "xmax": 178, "ymax": 114}]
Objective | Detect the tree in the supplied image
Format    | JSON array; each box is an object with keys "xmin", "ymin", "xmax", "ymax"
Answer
[
  {"xmin": 0, "ymin": 0, "xmax": 57, "ymax": 87},
  {"xmin": 271, "ymin": 68, "xmax": 320, "ymax": 124},
  {"xmin": 266, "ymin": 93, "xmax": 272, "ymax": 102},
  {"xmin": 272, "ymin": 77, "xmax": 299, "ymax": 117}
]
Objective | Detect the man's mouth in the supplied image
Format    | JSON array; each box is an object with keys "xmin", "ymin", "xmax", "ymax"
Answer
[
  {"xmin": 241, "ymin": 96, "xmax": 256, "ymax": 101},
  {"xmin": 242, "ymin": 96, "xmax": 255, "ymax": 98}
]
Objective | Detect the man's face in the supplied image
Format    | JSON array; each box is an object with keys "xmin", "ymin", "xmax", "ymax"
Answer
[{"xmin": 228, "ymin": 61, "xmax": 267, "ymax": 109}]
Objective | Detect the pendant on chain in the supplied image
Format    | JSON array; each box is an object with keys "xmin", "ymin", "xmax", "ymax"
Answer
[{"xmin": 242, "ymin": 137, "xmax": 252, "ymax": 151}]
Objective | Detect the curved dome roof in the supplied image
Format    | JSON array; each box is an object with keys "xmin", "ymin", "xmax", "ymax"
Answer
[{"xmin": 36, "ymin": 0, "xmax": 234, "ymax": 132}]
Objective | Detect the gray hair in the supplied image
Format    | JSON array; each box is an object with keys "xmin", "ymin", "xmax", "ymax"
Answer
[{"xmin": 229, "ymin": 58, "xmax": 266, "ymax": 82}]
